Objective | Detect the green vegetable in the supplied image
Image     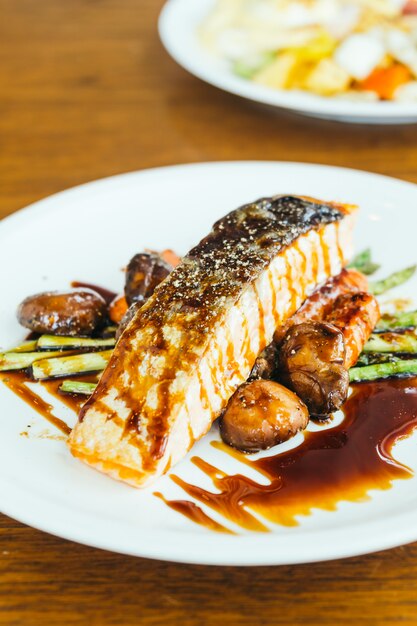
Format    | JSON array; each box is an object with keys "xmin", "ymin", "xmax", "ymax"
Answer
[
  {"xmin": 376, "ymin": 311, "xmax": 417, "ymax": 332},
  {"xmin": 233, "ymin": 52, "xmax": 275, "ymax": 79},
  {"xmin": 355, "ymin": 352, "xmax": 401, "ymax": 367},
  {"xmin": 348, "ymin": 248, "xmax": 380, "ymax": 275},
  {"xmin": 364, "ymin": 332, "xmax": 417, "ymax": 353},
  {"xmin": 31, "ymin": 350, "xmax": 112, "ymax": 380},
  {"xmin": 0, "ymin": 350, "xmax": 64, "ymax": 372},
  {"xmin": 4, "ymin": 340, "xmax": 38, "ymax": 353},
  {"xmin": 59, "ymin": 380, "xmax": 97, "ymax": 395},
  {"xmin": 101, "ymin": 325, "xmax": 118, "ymax": 337},
  {"xmin": 350, "ymin": 359, "xmax": 417, "ymax": 383},
  {"xmin": 37, "ymin": 335, "xmax": 115, "ymax": 351},
  {"xmin": 370, "ymin": 265, "xmax": 416, "ymax": 296}
]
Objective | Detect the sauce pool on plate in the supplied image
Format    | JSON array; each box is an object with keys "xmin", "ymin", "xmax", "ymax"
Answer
[
  {"xmin": 2, "ymin": 364, "xmax": 417, "ymax": 533},
  {"xmin": 161, "ymin": 378, "xmax": 417, "ymax": 532}
]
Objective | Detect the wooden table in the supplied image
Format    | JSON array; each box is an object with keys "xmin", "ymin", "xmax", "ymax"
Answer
[{"xmin": 1, "ymin": 1, "xmax": 417, "ymax": 624}]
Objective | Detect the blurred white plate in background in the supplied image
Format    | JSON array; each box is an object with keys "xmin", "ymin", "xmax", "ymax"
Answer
[{"xmin": 159, "ymin": 0, "xmax": 417, "ymax": 125}]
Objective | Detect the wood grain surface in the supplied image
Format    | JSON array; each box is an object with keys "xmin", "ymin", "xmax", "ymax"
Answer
[{"xmin": 1, "ymin": 1, "xmax": 417, "ymax": 624}]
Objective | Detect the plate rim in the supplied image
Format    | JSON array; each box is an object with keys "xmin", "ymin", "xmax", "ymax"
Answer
[
  {"xmin": 2, "ymin": 160, "xmax": 417, "ymax": 566},
  {"xmin": 158, "ymin": 0, "xmax": 417, "ymax": 123}
]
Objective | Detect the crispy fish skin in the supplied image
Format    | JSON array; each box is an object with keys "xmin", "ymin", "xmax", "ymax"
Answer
[{"xmin": 68, "ymin": 196, "xmax": 357, "ymax": 487}]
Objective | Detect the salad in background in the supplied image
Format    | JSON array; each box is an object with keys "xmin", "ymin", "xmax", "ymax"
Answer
[{"xmin": 200, "ymin": 0, "xmax": 417, "ymax": 101}]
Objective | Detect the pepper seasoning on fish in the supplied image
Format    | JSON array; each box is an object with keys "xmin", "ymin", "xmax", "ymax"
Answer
[{"xmin": 68, "ymin": 195, "xmax": 357, "ymax": 487}]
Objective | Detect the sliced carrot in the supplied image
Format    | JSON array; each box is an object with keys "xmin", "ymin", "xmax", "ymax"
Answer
[
  {"xmin": 160, "ymin": 249, "xmax": 181, "ymax": 267},
  {"xmin": 360, "ymin": 64, "xmax": 412, "ymax": 100},
  {"xmin": 143, "ymin": 248, "xmax": 181, "ymax": 267},
  {"xmin": 109, "ymin": 295, "xmax": 128, "ymax": 324},
  {"xmin": 404, "ymin": 0, "xmax": 417, "ymax": 15}
]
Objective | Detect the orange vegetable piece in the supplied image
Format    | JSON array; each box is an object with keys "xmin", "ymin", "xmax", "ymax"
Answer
[
  {"xmin": 160, "ymin": 249, "xmax": 181, "ymax": 267},
  {"xmin": 360, "ymin": 64, "xmax": 412, "ymax": 100},
  {"xmin": 404, "ymin": 0, "xmax": 417, "ymax": 15},
  {"xmin": 109, "ymin": 295, "xmax": 128, "ymax": 324}
]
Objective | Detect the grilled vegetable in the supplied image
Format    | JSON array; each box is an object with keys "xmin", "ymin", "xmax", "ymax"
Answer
[
  {"xmin": 249, "ymin": 343, "xmax": 278, "ymax": 380},
  {"xmin": 37, "ymin": 335, "xmax": 115, "ymax": 351},
  {"xmin": 326, "ymin": 292, "xmax": 380, "ymax": 367},
  {"xmin": 279, "ymin": 321, "xmax": 349, "ymax": 418},
  {"xmin": 253, "ymin": 269, "xmax": 368, "ymax": 382},
  {"xmin": 125, "ymin": 252, "xmax": 172, "ymax": 306},
  {"xmin": 355, "ymin": 352, "xmax": 401, "ymax": 367},
  {"xmin": 364, "ymin": 331, "xmax": 417, "ymax": 353},
  {"xmin": 0, "ymin": 350, "xmax": 64, "ymax": 372},
  {"xmin": 350, "ymin": 359, "xmax": 417, "ymax": 383},
  {"xmin": 376, "ymin": 311, "xmax": 417, "ymax": 332},
  {"xmin": 348, "ymin": 248, "xmax": 380, "ymax": 275},
  {"xmin": 220, "ymin": 380, "xmax": 309, "ymax": 453},
  {"xmin": 59, "ymin": 381, "xmax": 97, "ymax": 395},
  {"xmin": 279, "ymin": 291, "xmax": 380, "ymax": 418},
  {"xmin": 273, "ymin": 268, "xmax": 369, "ymax": 344},
  {"xmin": 108, "ymin": 295, "xmax": 128, "ymax": 325},
  {"xmin": 160, "ymin": 249, "xmax": 181, "ymax": 267},
  {"xmin": 115, "ymin": 302, "xmax": 142, "ymax": 341},
  {"xmin": 370, "ymin": 266, "xmax": 416, "ymax": 296},
  {"xmin": 101, "ymin": 325, "xmax": 118, "ymax": 337},
  {"xmin": 4, "ymin": 340, "xmax": 38, "ymax": 353},
  {"xmin": 17, "ymin": 289, "xmax": 107, "ymax": 336},
  {"xmin": 32, "ymin": 350, "xmax": 112, "ymax": 380}
]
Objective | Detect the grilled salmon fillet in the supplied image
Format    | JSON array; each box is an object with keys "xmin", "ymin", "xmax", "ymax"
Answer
[{"xmin": 68, "ymin": 195, "xmax": 357, "ymax": 487}]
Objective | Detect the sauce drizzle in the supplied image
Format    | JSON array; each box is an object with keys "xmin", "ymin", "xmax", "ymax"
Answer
[
  {"xmin": 1, "ymin": 372, "xmax": 72, "ymax": 435},
  {"xmin": 168, "ymin": 378, "xmax": 417, "ymax": 531},
  {"xmin": 0, "ymin": 372, "xmax": 99, "ymax": 436},
  {"xmin": 154, "ymin": 492, "xmax": 234, "ymax": 534}
]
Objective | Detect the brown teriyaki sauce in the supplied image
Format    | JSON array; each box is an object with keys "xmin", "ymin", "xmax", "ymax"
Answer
[
  {"xmin": 2, "ymin": 280, "xmax": 116, "ymax": 435},
  {"xmin": 70, "ymin": 281, "xmax": 117, "ymax": 305},
  {"xmin": 165, "ymin": 378, "xmax": 417, "ymax": 532},
  {"xmin": 1, "ymin": 371, "xmax": 99, "ymax": 436},
  {"xmin": 4, "ymin": 284, "xmax": 417, "ymax": 534},
  {"xmin": 154, "ymin": 492, "xmax": 234, "ymax": 534}
]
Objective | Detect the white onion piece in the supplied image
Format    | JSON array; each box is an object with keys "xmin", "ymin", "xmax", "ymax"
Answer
[{"xmin": 334, "ymin": 34, "xmax": 386, "ymax": 80}]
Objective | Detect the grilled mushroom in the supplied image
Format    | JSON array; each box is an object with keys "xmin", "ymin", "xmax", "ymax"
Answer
[
  {"xmin": 220, "ymin": 379, "xmax": 309, "ymax": 453},
  {"xmin": 17, "ymin": 289, "xmax": 107, "ymax": 337},
  {"xmin": 125, "ymin": 252, "xmax": 172, "ymax": 306},
  {"xmin": 278, "ymin": 321, "xmax": 349, "ymax": 419}
]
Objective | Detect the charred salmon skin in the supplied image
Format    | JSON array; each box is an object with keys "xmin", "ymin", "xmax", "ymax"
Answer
[{"xmin": 68, "ymin": 195, "xmax": 357, "ymax": 487}]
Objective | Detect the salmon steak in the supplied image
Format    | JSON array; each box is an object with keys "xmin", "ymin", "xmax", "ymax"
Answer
[{"xmin": 68, "ymin": 195, "xmax": 357, "ymax": 487}]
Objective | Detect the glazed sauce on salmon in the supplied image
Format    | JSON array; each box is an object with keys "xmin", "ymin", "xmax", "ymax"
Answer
[{"xmin": 164, "ymin": 378, "xmax": 417, "ymax": 532}]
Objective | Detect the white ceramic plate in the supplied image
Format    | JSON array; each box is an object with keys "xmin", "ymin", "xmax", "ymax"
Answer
[
  {"xmin": 2, "ymin": 161, "xmax": 417, "ymax": 566},
  {"xmin": 159, "ymin": 0, "xmax": 417, "ymax": 125}
]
